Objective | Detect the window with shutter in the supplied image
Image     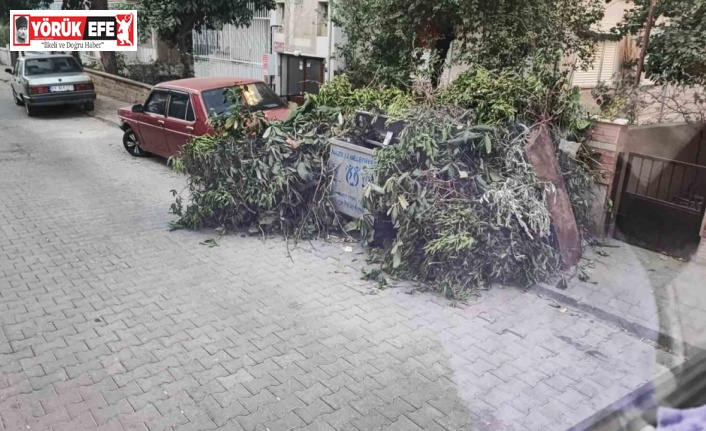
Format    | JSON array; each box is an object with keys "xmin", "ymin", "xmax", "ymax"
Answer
[
  {"xmin": 571, "ymin": 41, "xmax": 619, "ymax": 88},
  {"xmin": 600, "ymin": 41, "xmax": 618, "ymax": 83}
]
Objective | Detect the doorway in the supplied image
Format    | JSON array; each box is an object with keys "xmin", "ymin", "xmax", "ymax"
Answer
[{"xmin": 279, "ymin": 55, "xmax": 324, "ymax": 101}]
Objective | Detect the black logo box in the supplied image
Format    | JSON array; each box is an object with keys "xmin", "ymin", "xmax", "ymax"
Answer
[{"xmin": 82, "ymin": 16, "xmax": 120, "ymax": 40}]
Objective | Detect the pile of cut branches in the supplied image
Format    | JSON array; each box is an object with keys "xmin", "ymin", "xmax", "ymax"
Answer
[
  {"xmin": 356, "ymin": 107, "xmax": 561, "ymax": 297},
  {"xmin": 170, "ymin": 90, "xmax": 347, "ymax": 240},
  {"xmin": 350, "ymin": 66, "xmax": 599, "ymax": 297},
  {"xmin": 170, "ymin": 68, "xmax": 600, "ymax": 298}
]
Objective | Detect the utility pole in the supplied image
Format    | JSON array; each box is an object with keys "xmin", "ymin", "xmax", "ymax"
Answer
[{"xmin": 634, "ymin": 0, "xmax": 657, "ymax": 86}]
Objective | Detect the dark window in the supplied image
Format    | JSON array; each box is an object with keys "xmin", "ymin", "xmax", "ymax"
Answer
[
  {"xmin": 201, "ymin": 83, "xmax": 285, "ymax": 116},
  {"xmin": 185, "ymin": 100, "xmax": 195, "ymax": 122},
  {"xmin": 144, "ymin": 91, "xmax": 168, "ymax": 115},
  {"xmin": 168, "ymin": 92, "xmax": 190, "ymax": 120},
  {"xmin": 24, "ymin": 57, "xmax": 81, "ymax": 76}
]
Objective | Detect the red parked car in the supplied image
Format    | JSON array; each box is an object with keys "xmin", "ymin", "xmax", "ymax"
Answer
[{"xmin": 117, "ymin": 77, "xmax": 291, "ymax": 158}]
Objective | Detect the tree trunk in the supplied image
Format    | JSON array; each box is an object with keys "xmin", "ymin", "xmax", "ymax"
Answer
[
  {"xmin": 177, "ymin": 31, "xmax": 194, "ymax": 78},
  {"xmin": 634, "ymin": 0, "xmax": 658, "ymax": 86},
  {"xmin": 430, "ymin": 29, "xmax": 454, "ymax": 88},
  {"xmin": 72, "ymin": 51, "xmax": 83, "ymax": 67},
  {"xmin": 91, "ymin": 0, "xmax": 119, "ymax": 75},
  {"xmin": 99, "ymin": 51, "xmax": 119, "ymax": 75}
]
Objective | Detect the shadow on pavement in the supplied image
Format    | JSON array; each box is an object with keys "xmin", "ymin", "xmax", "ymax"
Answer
[{"xmin": 23, "ymin": 104, "xmax": 92, "ymax": 120}]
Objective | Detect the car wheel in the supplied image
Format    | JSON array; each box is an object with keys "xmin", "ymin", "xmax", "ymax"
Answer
[
  {"xmin": 12, "ymin": 89, "xmax": 23, "ymax": 106},
  {"xmin": 123, "ymin": 129, "xmax": 147, "ymax": 157},
  {"xmin": 25, "ymin": 103, "xmax": 37, "ymax": 117},
  {"xmin": 84, "ymin": 101, "xmax": 95, "ymax": 112}
]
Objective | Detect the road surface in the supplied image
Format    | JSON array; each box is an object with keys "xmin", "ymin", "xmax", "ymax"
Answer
[{"xmin": 0, "ymin": 75, "xmax": 680, "ymax": 431}]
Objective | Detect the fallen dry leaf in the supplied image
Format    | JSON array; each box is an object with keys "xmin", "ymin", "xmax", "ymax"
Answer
[{"xmin": 286, "ymin": 137, "xmax": 301, "ymax": 149}]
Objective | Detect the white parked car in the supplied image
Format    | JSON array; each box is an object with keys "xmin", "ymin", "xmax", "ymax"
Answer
[{"xmin": 5, "ymin": 53, "xmax": 97, "ymax": 117}]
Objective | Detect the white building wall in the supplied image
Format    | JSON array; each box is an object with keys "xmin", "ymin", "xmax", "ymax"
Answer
[{"xmin": 273, "ymin": 0, "xmax": 344, "ymax": 86}]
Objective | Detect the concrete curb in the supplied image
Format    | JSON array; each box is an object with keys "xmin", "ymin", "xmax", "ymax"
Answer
[
  {"xmin": 84, "ymin": 69, "xmax": 153, "ymax": 91},
  {"xmin": 87, "ymin": 111, "xmax": 120, "ymax": 128},
  {"xmin": 86, "ymin": 95, "xmax": 124, "ymax": 128},
  {"xmin": 532, "ymin": 282, "xmax": 702, "ymax": 356}
]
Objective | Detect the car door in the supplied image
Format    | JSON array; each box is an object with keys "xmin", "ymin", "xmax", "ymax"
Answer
[
  {"xmin": 137, "ymin": 90, "xmax": 170, "ymax": 157},
  {"xmin": 10, "ymin": 59, "xmax": 22, "ymax": 96},
  {"xmin": 163, "ymin": 91, "xmax": 196, "ymax": 157}
]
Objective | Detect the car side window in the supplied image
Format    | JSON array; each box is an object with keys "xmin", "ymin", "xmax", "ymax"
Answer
[
  {"xmin": 185, "ymin": 99, "xmax": 195, "ymax": 122},
  {"xmin": 167, "ymin": 92, "xmax": 190, "ymax": 121},
  {"xmin": 144, "ymin": 91, "xmax": 168, "ymax": 115}
]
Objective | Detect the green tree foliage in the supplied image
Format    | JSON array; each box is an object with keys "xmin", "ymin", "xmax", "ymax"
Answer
[
  {"xmin": 616, "ymin": 0, "xmax": 706, "ymax": 86},
  {"xmin": 1, "ymin": 0, "xmax": 52, "ymax": 22},
  {"xmin": 136, "ymin": 0, "xmax": 274, "ymax": 78},
  {"xmin": 438, "ymin": 64, "xmax": 593, "ymax": 134},
  {"xmin": 309, "ymin": 75, "xmax": 415, "ymax": 116},
  {"xmin": 334, "ymin": 0, "xmax": 605, "ymax": 88}
]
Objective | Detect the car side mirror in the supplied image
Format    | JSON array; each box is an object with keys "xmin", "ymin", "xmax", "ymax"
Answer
[
  {"xmin": 131, "ymin": 104, "xmax": 144, "ymax": 113},
  {"xmin": 4, "ymin": 68, "xmax": 12, "ymax": 74}
]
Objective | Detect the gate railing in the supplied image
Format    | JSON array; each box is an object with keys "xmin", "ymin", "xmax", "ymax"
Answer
[
  {"xmin": 192, "ymin": 7, "xmax": 269, "ymax": 80},
  {"xmin": 623, "ymin": 153, "xmax": 706, "ymax": 214}
]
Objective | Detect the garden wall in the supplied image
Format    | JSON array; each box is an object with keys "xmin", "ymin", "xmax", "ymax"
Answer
[
  {"xmin": 85, "ymin": 69, "xmax": 152, "ymax": 105},
  {"xmin": 0, "ymin": 45, "xmax": 10, "ymax": 66},
  {"xmin": 625, "ymin": 123, "xmax": 706, "ymax": 166},
  {"xmin": 585, "ymin": 119, "xmax": 629, "ymax": 236}
]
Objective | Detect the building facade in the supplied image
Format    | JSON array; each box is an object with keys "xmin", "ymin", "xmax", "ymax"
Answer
[
  {"xmin": 271, "ymin": 0, "xmax": 344, "ymax": 98},
  {"xmin": 193, "ymin": 0, "xmax": 344, "ymax": 98}
]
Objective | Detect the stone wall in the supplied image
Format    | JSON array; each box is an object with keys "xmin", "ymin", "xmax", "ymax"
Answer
[
  {"xmin": 587, "ymin": 120, "xmax": 628, "ymax": 187},
  {"xmin": 85, "ymin": 69, "xmax": 152, "ymax": 105}
]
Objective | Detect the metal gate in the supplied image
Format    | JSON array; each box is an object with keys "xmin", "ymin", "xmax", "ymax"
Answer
[
  {"xmin": 614, "ymin": 152, "xmax": 706, "ymax": 257},
  {"xmin": 192, "ymin": 7, "xmax": 269, "ymax": 79}
]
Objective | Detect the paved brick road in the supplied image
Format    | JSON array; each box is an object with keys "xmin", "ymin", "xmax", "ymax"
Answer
[{"xmin": 0, "ymin": 78, "xmax": 682, "ymax": 431}]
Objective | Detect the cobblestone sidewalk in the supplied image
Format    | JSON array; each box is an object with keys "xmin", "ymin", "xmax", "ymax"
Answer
[
  {"xmin": 536, "ymin": 241, "xmax": 706, "ymax": 358},
  {"xmin": 0, "ymin": 82, "xmax": 684, "ymax": 431}
]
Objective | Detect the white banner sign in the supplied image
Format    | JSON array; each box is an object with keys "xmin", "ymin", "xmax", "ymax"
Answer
[{"xmin": 10, "ymin": 10, "xmax": 138, "ymax": 51}]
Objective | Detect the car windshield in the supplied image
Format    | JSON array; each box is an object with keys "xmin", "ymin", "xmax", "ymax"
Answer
[
  {"xmin": 24, "ymin": 57, "xmax": 82, "ymax": 76},
  {"xmin": 201, "ymin": 83, "xmax": 285, "ymax": 115}
]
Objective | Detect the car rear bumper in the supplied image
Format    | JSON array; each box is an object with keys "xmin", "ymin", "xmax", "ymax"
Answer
[{"xmin": 25, "ymin": 91, "xmax": 97, "ymax": 107}]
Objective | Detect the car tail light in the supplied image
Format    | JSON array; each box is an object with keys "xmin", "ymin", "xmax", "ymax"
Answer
[
  {"xmin": 75, "ymin": 82, "xmax": 94, "ymax": 91},
  {"xmin": 29, "ymin": 86, "xmax": 49, "ymax": 95}
]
